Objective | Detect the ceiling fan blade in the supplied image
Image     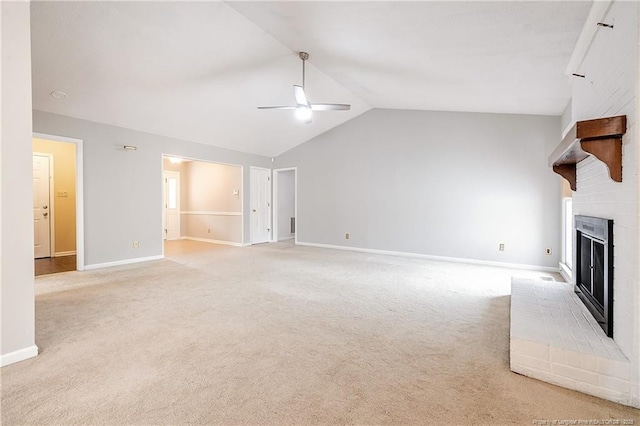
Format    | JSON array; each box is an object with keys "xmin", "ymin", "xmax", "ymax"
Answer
[
  {"xmin": 257, "ymin": 106, "xmax": 296, "ymax": 110},
  {"xmin": 293, "ymin": 85, "xmax": 309, "ymax": 107},
  {"xmin": 310, "ymin": 103, "xmax": 351, "ymax": 111}
]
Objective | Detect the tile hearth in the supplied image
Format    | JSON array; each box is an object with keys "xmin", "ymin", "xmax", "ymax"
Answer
[{"xmin": 510, "ymin": 278, "xmax": 631, "ymax": 406}]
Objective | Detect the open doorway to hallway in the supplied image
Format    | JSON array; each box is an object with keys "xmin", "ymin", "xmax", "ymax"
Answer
[
  {"xmin": 272, "ymin": 167, "xmax": 297, "ymax": 243},
  {"xmin": 162, "ymin": 156, "xmax": 243, "ymax": 250},
  {"xmin": 32, "ymin": 135, "xmax": 83, "ymax": 275}
]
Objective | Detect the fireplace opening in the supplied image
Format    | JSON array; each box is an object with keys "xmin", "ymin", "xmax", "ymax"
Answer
[{"xmin": 574, "ymin": 215, "xmax": 613, "ymax": 337}]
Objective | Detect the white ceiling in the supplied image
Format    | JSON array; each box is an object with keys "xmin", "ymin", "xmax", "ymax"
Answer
[{"xmin": 30, "ymin": 1, "xmax": 591, "ymax": 157}]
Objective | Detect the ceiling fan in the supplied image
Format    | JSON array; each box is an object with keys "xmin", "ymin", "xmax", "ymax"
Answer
[{"xmin": 258, "ymin": 52, "xmax": 351, "ymax": 124}]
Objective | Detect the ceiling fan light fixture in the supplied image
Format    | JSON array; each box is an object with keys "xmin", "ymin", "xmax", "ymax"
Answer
[
  {"xmin": 257, "ymin": 51, "xmax": 350, "ymax": 124},
  {"xmin": 295, "ymin": 106, "xmax": 312, "ymax": 121}
]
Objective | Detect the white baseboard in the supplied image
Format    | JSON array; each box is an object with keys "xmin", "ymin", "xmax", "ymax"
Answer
[
  {"xmin": 84, "ymin": 255, "xmax": 164, "ymax": 270},
  {"xmin": 54, "ymin": 251, "xmax": 76, "ymax": 257},
  {"xmin": 559, "ymin": 262, "xmax": 573, "ymax": 283},
  {"xmin": 182, "ymin": 237, "xmax": 244, "ymax": 247},
  {"xmin": 296, "ymin": 242, "xmax": 560, "ymax": 273},
  {"xmin": 277, "ymin": 236, "xmax": 295, "ymax": 242},
  {"xmin": 1, "ymin": 345, "xmax": 38, "ymax": 367}
]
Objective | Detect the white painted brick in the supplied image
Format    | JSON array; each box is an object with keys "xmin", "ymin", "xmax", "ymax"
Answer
[
  {"xmin": 511, "ymin": 353, "xmax": 551, "ymax": 372},
  {"xmin": 613, "ymin": 360, "xmax": 632, "ymax": 380},
  {"xmin": 551, "ymin": 363, "xmax": 599, "ymax": 385},
  {"xmin": 581, "ymin": 354, "xmax": 598, "ymax": 371},
  {"xmin": 549, "ymin": 347, "xmax": 567, "ymax": 364},
  {"xmin": 564, "ymin": 351, "xmax": 582, "ymax": 369},
  {"xmin": 596, "ymin": 358, "xmax": 616, "ymax": 376},
  {"xmin": 539, "ymin": 371, "xmax": 577, "ymax": 390},
  {"xmin": 511, "ymin": 339, "xmax": 549, "ymax": 360},
  {"xmin": 569, "ymin": 0, "xmax": 639, "ymax": 408},
  {"xmin": 510, "ymin": 276, "xmax": 636, "ymax": 407},
  {"xmin": 575, "ymin": 381, "xmax": 631, "ymax": 405},
  {"xmin": 598, "ymin": 375, "xmax": 631, "ymax": 394}
]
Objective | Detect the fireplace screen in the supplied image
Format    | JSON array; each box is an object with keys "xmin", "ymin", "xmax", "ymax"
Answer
[{"xmin": 574, "ymin": 216, "xmax": 613, "ymax": 337}]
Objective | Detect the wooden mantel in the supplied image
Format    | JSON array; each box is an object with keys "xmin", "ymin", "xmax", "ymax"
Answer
[{"xmin": 549, "ymin": 115, "xmax": 626, "ymax": 191}]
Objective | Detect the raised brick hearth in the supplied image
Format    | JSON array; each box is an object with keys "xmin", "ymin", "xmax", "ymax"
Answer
[{"xmin": 510, "ymin": 278, "xmax": 632, "ymax": 405}]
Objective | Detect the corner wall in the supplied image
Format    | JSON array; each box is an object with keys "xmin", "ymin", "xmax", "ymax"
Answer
[
  {"xmin": 1, "ymin": 2, "xmax": 37, "ymax": 365},
  {"xmin": 33, "ymin": 111, "xmax": 271, "ymax": 267},
  {"xmin": 275, "ymin": 108, "xmax": 562, "ymax": 269}
]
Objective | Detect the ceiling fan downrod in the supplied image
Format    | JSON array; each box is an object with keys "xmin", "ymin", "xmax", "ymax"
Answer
[{"xmin": 299, "ymin": 51, "xmax": 309, "ymax": 89}]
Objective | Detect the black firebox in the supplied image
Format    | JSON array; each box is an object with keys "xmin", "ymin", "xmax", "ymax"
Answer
[{"xmin": 574, "ymin": 215, "xmax": 614, "ymax": 337}]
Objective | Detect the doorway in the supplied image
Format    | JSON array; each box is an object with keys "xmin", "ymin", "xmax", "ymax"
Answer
[
  {"xmin": 161, "ymin": 155, "xmax": 243, "ymax": 251},
  {"xmin": 273, "ymin": 167, "xmax": 297, "ymax": 243},
  {"xmin": 250, "ymin": 167, "xmax": 271, "ymax": 244},
  {"xmin": 32, "ymin": 133, "xmax": 84, "ymax": 273}
]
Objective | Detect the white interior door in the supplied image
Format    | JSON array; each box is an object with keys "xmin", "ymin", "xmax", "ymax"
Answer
[
  {"xmin": 163, "ymin": 171, "xmax": 180, "ymax": 240},
  {"xmin": 250, "ymin": 167, "xmax": 271, "ymax": 244},
  {"xmin": 33, "ymin": 154, "xmax": 51, "ymax": 258}
]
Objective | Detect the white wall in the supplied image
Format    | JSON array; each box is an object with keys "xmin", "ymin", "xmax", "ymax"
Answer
[
  {"xmin": 1, "ymin": 2, "xmax": 37, "ymax": 365},
  {"xmin": 33, "ymin": 111, "xmax": 271, "ymax": 266},
  {"xmin": 568, "ymin": 0, "xmax": 639, "ymax": 405},
  {"xmin": 277, "ymin": 170, "xmax": 295, "ymax": 241},
  {"xmin": 276, "ymin": 109, "xmax": 562, "ymax": 269}
]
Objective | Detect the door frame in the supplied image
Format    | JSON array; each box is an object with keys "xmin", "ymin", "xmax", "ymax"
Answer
[
  {"xmin": 32, "ymin": 152, "xmax": 54, "ymax": 258},
  {"xmin": 250, "ymin": 166, "xmax": 272, "ymax": 244},
  {"xmin": 272, "ymin": 167, "xmax": 297, "ymax": 244},
  {"xmin": 33, "ymin": 132, "xmax": 85, "ymax": 271},
  {"xmin": 160, "ymin": 154, "xmax": 245, "ymax": 255}
]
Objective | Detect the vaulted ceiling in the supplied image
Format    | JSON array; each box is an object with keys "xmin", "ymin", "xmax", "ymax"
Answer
[{"xmin": 30, "ymin": 1, "xmax": 591, "ymax": 157}]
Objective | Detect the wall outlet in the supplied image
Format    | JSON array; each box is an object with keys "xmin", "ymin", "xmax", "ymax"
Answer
[
  {"xmin": 545, "ymin": 247, "xmax": 552, "ymax": 255},
  {"xmin": 345, "ymin": 233, "xmax": 350, "ymax": 240},
  {"xmin": 499, "ymin": 243, "xmax": 505, "ymax": 251},
  {"xmin": 133, "ymin": 241, "xmax": 139, "ymax": 249}
]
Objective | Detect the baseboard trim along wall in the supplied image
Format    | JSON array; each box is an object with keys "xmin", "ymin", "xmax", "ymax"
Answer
[
  {"xmin": 297, "ymin": 242, "xmax": 560, "ymax": 273},
  {"xmin": 180, "ymin": 211, "xmax": 242, "ymax": 216},
  {"xmin": 54, "ymin": 251, "xmax": 76, "ymax": 257},
  {"xmin": 84, "ymin": 255, "xmax": 165, "ymax": 270},
  {"xmin": 1, "ymin": 345, "xmax": 38, "ymax": 367},
  {"xmin": 559, "ymin": 262, "xmax": 573, "ymax": 283},
  {"xmin": 182, "ymin": 237, "xmax": 244, "ymax": 247}
]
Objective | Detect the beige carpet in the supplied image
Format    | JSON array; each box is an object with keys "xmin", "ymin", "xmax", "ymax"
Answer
[{"xmin": 2, "ymin": 240, "xmax": 638, "ymax": 424}]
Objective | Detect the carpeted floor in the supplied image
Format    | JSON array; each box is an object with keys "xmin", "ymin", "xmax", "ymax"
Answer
[{"xmin": 2, "ymin": 240, "xmax": 638, "ymax": 424}]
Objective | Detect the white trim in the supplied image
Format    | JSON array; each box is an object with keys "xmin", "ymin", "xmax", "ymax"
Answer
[
  {"xmin": 559, "ymin": 262, "xmax": 573, "ymax": 283},
  {"xmin": 84, "ymin": 255, "xmax": 164, "ymax": 270},
  {"xmin": 33, "ymin": 132, "xmax": 85, "ymax": 271},
  {"xmin": 296, "ymin": 242, "xmax": 561, "ymax": 273},
  {"xmin": 565, "ymin": 0, "xmax": 614, "ymax": 76},
  {"xmin": 54, "ymin": 250, "xmax": 76, "ymax": 257},
  {"xmin": 277, "ymin": 236, "xmax": 294, "ymax": 241},
  {"xmin": 1, "ymin": 345, "xmax": 38, "ymax": 367},
  {"xmin": 180, "ymin": 211, "xmax": 242, "ymax": 216},
  {"xmin": 182, "ymin": 236, "xmax": 244, "ymax": 247},
  {"xmin": 240, "ymin": 165, "xmax": 245, "ymax": 246}
]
